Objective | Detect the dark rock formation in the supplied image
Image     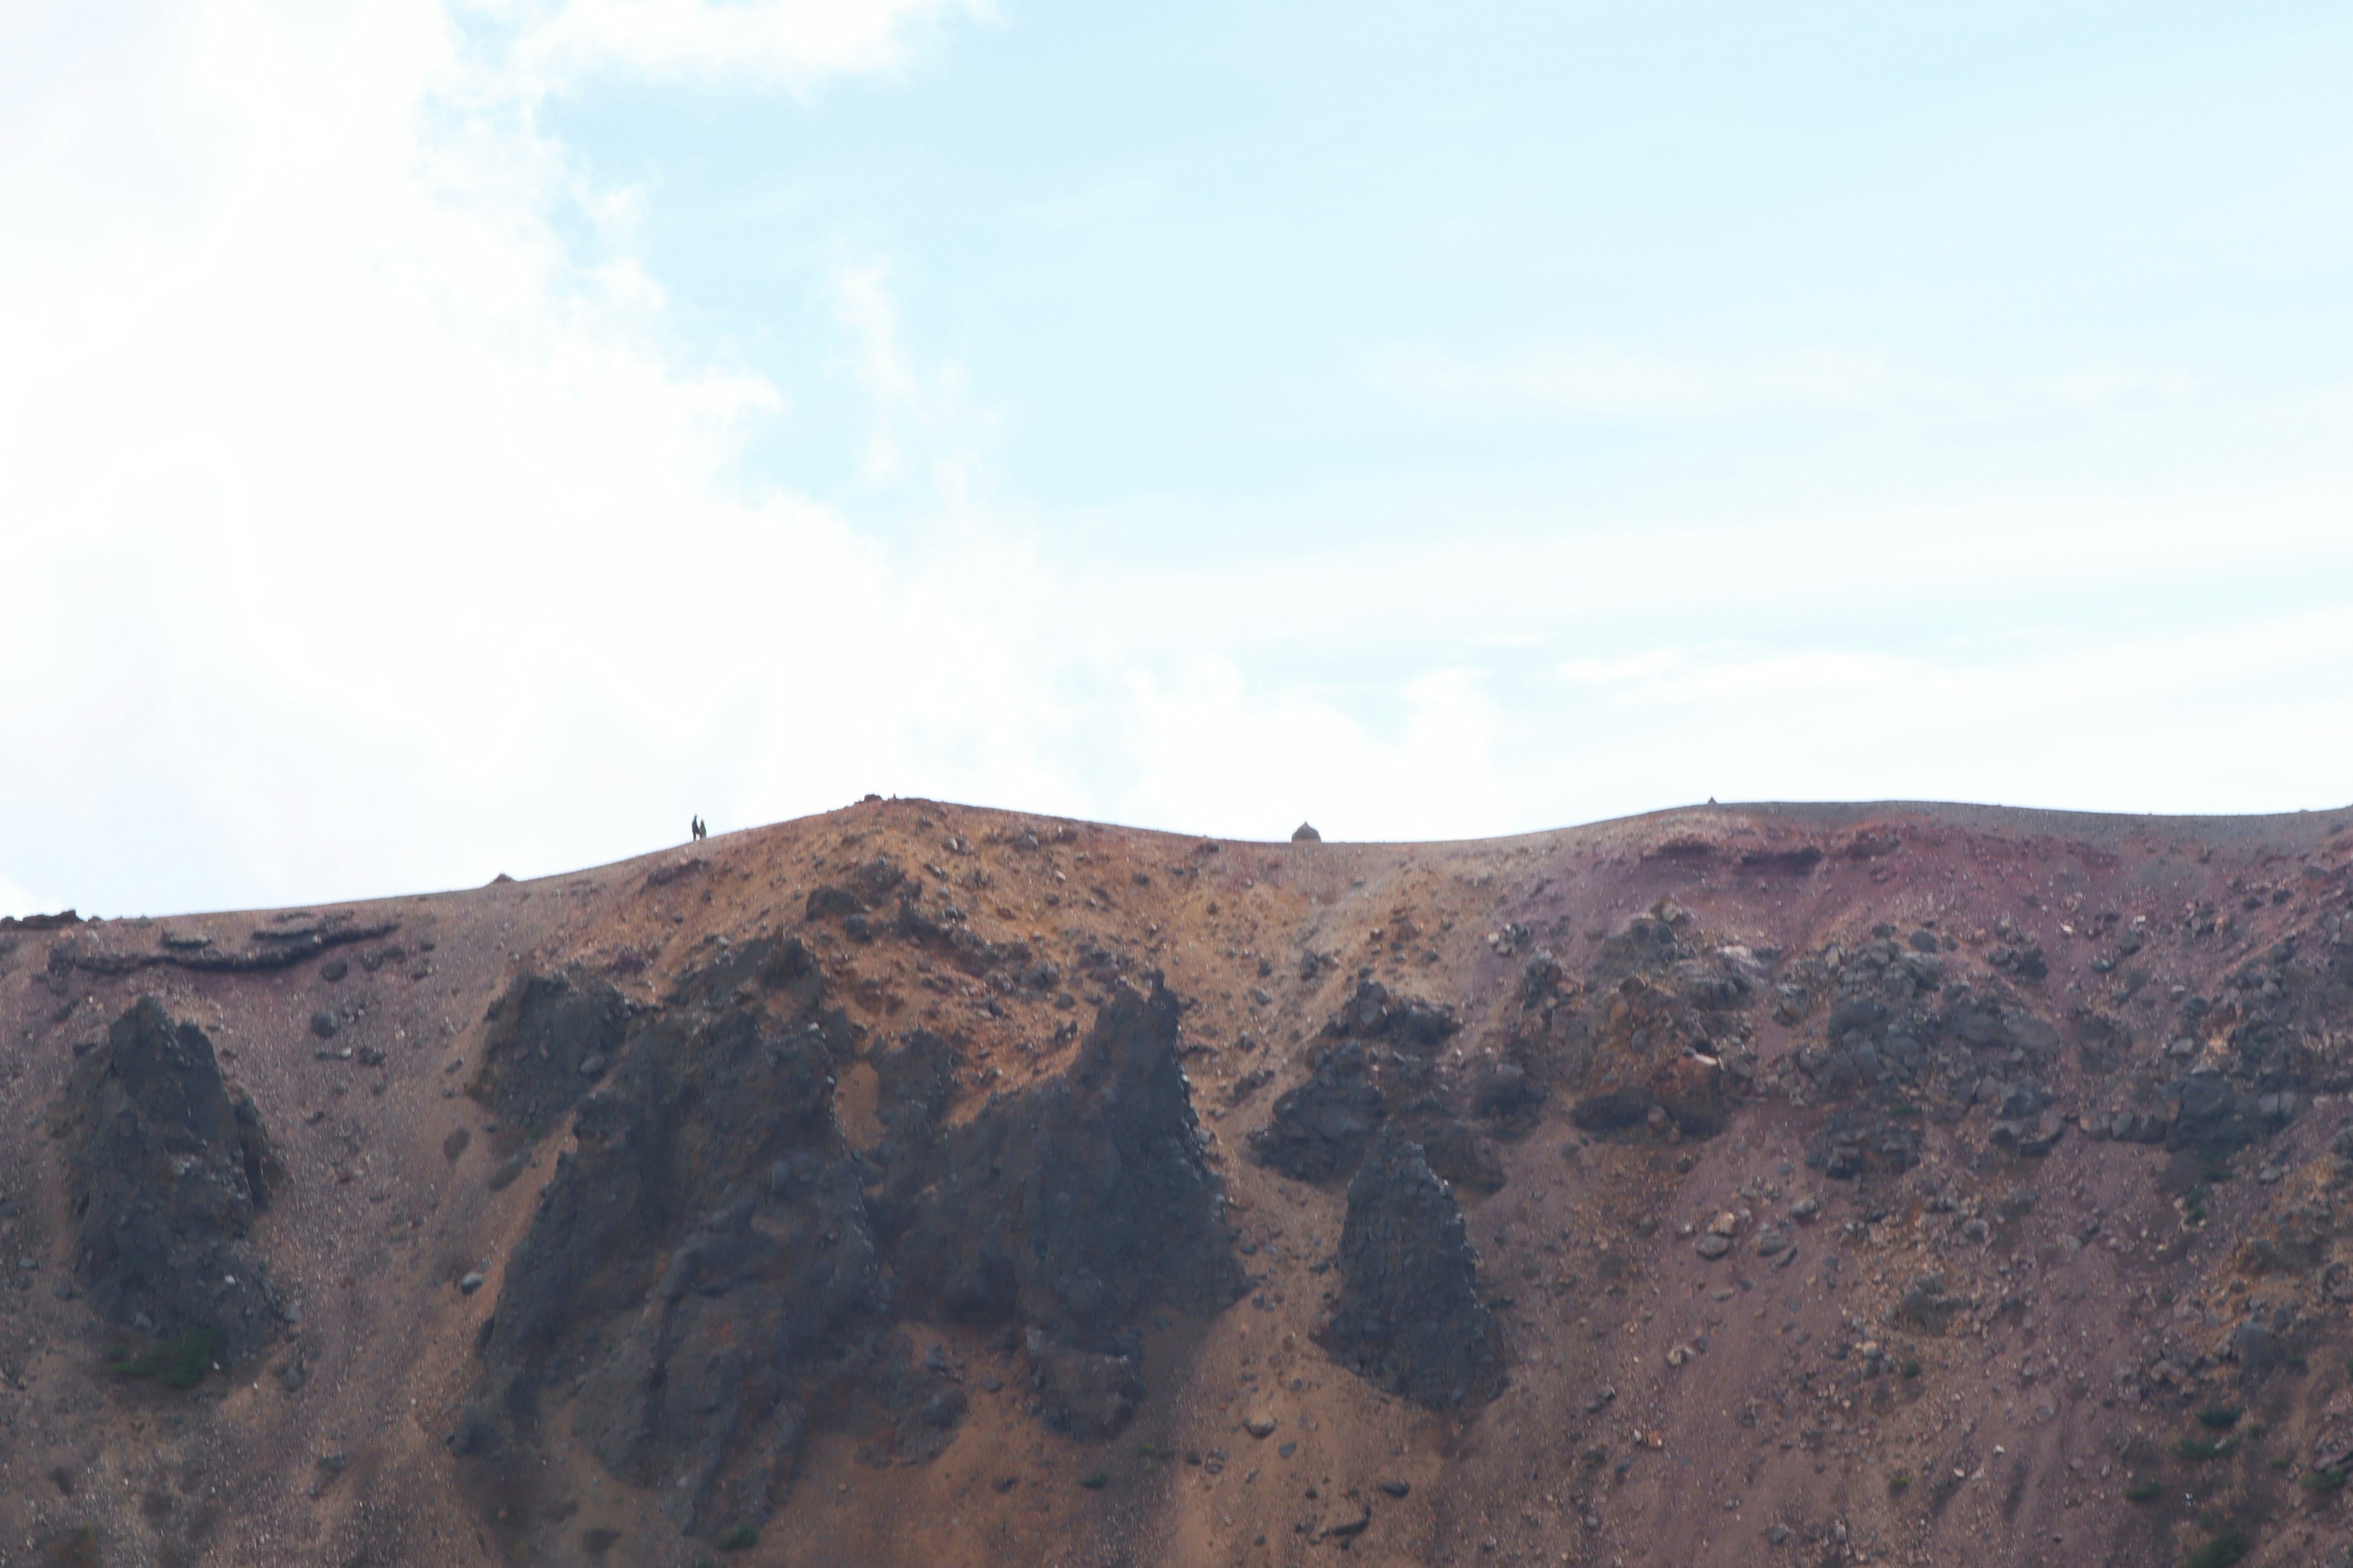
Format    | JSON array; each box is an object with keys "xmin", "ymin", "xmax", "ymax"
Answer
[
  {"xmin": 885, "ymin": 980, "xmax": 1245, "ymax": 1346},
  {"xmin": 467, "ymin": 943, "xmax": 1238, "ymax": 1541},
  {"xmin": 58, "ymin": 998, "xmax": 283, "ymax": 1361},
  {"xmin": 469, "ymin": 966, "xmax": 629, "ymax": 1130},
  {"xmin": 54, "ymin": 915, "xmax": 400, "ymax": 976},
  {"xmin": 1248, "ymin": 1039, "xmax": 1386, "ymax": 1183},
  {"xmin": 1319, "ymin": 1128, "xmax": 1505, "ymax": 1411},
  {"xmin": 471, "ymin": 939, "xmax": 870, "ymax": 1535},
  {"xmin": 1248, "ymin": 981, "xmax": 1499, "ymax": 1190}
]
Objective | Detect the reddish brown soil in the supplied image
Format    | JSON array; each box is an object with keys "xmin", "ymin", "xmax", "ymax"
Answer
[{"xmin": 2, "ymin": 797, "xmax": 2351, "ymax": 1568}]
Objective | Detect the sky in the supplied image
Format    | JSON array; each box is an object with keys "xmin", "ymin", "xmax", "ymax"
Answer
[{"xmin": 4, "ymin": 0, "xmax": 2352, "ymax": 920}]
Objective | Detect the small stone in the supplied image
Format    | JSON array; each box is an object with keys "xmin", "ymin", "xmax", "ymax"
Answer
[
  {"xmin": 1694, "ymin": 1234, "xmax": 1732, "ymax": 1260},
  {"xmin": 1378, "ymin": 1479, "xmax": 1411, "ymax": 1498},
  {"xmin": 310, "ymin": 1011, "xmax": 339, "ymax": 1039},
  {"xmin": 1277, "ymin": 1441, "xmax": 1298, "ymax": 1459},
  {"xmin": 1245, "ymin": 1415, "xmax": 1278, "ymax": 1438},
  {"xmin": 1789, "ymin": 1195, "xmax": 1819, "ymax": 1221},
  {"xmin": 577, "ymin": 1053, "xmax": 606, "ymax": 1077},
  {"xmin": 459, "ymin": 1271, "xmax": 486, "ymax": 1294},
  {"xmin": 1768, "ymin": 1523, "xmax": 1790, "ymax": 1545},
  {"xmin": 320, "ymin": 959, "xmax": 349, "ymax": 982},
  {"xmin": 1756, "ymin": 1226, "xmax": 1791, "ymax": 1257}
]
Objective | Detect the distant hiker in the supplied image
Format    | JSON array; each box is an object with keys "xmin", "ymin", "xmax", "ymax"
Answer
[{"xmin": 691, "ymin": 816, "xmax": 706, "ymax": 842}]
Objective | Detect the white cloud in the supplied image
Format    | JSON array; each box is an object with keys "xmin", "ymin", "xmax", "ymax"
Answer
[
  {"xmin": 1111, "ymin": 664, "xmax": 1513, "ymax": 846},
  {"xmin": 830, "ymin": 259, "xmax": 993, "ymax": 494},
  {"xmin": 2, "ymin": 0, "xmax": 2350, "ymax": 924},
  {"xmin": 0, "ymin": 874, "xmax": 54, "ymax": 920},
  {"xmin": 508, "ymin": 0, "xmax": 987, "ymax": 94},
  {"xmin": 0, "ymin": 1, "xmax": 983, "ymax": 910}
]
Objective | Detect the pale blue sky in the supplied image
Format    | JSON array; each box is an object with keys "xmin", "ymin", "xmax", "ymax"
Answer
[
  {"xmin": 550, "ymin": 1, "xmax": 2353, "ymax": 518},
  {"xmin": 4, "ymin": 0, "xmax": 2352, "ymax": 918}
]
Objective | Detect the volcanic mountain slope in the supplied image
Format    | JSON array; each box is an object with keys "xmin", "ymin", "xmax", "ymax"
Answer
[{"xmin": 2, "ymin": 800, "xmax": 2353, "ymax": 1568}]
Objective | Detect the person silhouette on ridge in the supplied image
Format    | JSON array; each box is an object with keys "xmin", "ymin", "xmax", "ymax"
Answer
[{"xmin": 691, "ymin": 815, "xmax": 706, "ymax": 843}]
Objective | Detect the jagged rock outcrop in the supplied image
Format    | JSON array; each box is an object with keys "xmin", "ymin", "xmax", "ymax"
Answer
[
  {"xmin": 468, "ymin": 965, "xmax": 629, "ymax": 1129},
  {"xmin": 1318, "ymin": 1127, "xmax": 1505, "ymax": 1411},
  {"xmin": 885, "ymin": 979, "xmax": 1244, "ymax": 1347},
  {"xmin": 58, "ymin": 997, "xmax": 284, "ymax": 1360},
  {"xmin": 468, "ymin": 938, "xmax": 874, "ymax": 1536},
  {"xmin": 466, "ymin": 942, "xmax": 1239, "ymax": 1540},
  {"xmin": 1561, "ymin": 903, "xmax": 1755, "ymax": 1138},
  {"xmin": 1247, "ymin": 980, "xmax": 1499, "ymax": 1191}
]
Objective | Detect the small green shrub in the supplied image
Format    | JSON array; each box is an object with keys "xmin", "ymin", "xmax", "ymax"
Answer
[
  {"xmin": 2173, "ymin": 1436, "xmax": 2231, "ymax": 1461},
  {"xmin": 1887, "ymin": 1471, "xmax": 1911, "ymax": 1495},
  {"xmin": 110, "ymin": 1327, "xmax": 223, "ymax": 1391},
  {"xmin": 2196, "ymin": 1406, "xmax": 2243, "ymax": 1431},
  {"xmin": 1080, "ymin": 1471, "xmax": 1109, "ymax": 1490},
  {"xmin": 2267, "ymin": 1455, "xmax": 2293, "ymax": 1472},
  {"xmin": 2181, "ymin": 1531, "xmax": 2250, "ymax": 1568},
  {"xmin": 2125, "ymin": 1480, "xmax": 2163, "ymax": 1502},
  {"xmin": 1901, "ymin": 1358, "xmax": 1922, "ymax": 1379},
  {"xmin": 2301, "ymin": 1468, "xmax": 2348, "ymax": 1495},
  {"xmin": 716, "ymin": 1525, "xmax": 759, "ymax": 1552}
]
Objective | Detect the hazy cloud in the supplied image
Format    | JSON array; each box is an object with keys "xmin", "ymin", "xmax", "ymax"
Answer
[
  {"xmin": 1368, "ymin": 341, "xmax": 2194, "ymax": 423},
  {"xmin": 509, "ymin": 0, "xmax": 987, "ymax": 94}
]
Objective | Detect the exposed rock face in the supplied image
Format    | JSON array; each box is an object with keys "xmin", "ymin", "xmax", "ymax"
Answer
[
  {"xmin": 468, "ymin": 942, "xmax": 1238, "ymax": 1540},
  {"xmin": 1561, "ymin": 904, "xmax": 1752, "ymax": 1138},
  {"xmin": 884, "ymin": 980, "xmax": 1244, "ymax": 1346},
  {"xmin": 1247, "ymin": 980, "xmax": 1499, "ymax": 1191},
  {"xmin": 59, "ymin": 997, "xmax": 283, "ymax": 1360},
  {"xmin": 471, "ymin": 939, "xmax": 875, "ymax": 1535},
  {"xmin": 468, "ymin": 965, "xmax": 629, "ymax": 1129},
  {"xmin": 1319, "ymin": 1127, "xmax": 1505, "ymax": 1411}
]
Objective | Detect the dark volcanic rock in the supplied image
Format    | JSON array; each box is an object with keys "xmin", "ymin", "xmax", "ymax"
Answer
[
  {"xmin": 59, "ymin": 998, "xmax": 283, "ymax": 1361},
  {"xmin": 886, "ymin": 979, "xmax": 1245, "ymax": 1349},
  {"xmin": 469, "ymin": 966, "xmax": 629, "ymax": 1130},
  {"xmin": 1806, "ymin": 1108, "xmax": 1923, "ymax": 1180},
  {"xmin": 1248, "ymin": 980, "xmax": 1499, "ymax": 1189},
  {"xmin": 1248, "ymin": 1040, "xmax": 1386, "ymax": 1182},
  {"xmin": 475, "ymin": 939, "xmax": 875, "ymax": 1535},
  {"xmin": 469, "ymin": 945, "xmax": 1238, "ymax": 1540},
  {"xmin": 1319, "ymin": 1127, "xmax": 1506, "ymax": 1411}
]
